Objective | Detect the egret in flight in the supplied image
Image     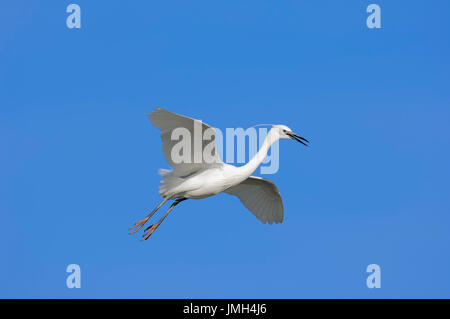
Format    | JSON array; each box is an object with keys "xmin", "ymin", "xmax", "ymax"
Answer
[{"xmin": 129, "ymin": 107, "xmax": 309, "ymax": 240}]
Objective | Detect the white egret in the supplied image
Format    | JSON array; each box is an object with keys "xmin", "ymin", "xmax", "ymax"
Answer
[{"xmin": 129, "ymin": 107, "xmax": 309, "ymax": 240}]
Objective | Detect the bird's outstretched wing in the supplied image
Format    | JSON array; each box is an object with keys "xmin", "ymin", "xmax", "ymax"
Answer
[
  {"xmin": 148, "ymin": 107, "xmax": 223, "ymax": 176},
  {"xmin": 224, "ymin": 176, "xmax": 284, "ymax": 224}
]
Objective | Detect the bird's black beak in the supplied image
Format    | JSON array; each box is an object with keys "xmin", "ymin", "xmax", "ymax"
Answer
[{"xmin": 287, "ymin": 132, "xmax": 309, "ymax": 146}]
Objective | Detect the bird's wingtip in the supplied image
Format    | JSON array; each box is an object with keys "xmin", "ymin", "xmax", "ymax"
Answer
[{"xmin": 147, "ymin": 107, "xmax": 165, "ymax": 118}]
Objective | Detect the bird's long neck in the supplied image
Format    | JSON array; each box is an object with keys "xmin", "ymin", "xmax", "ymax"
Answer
[{"xmin": 236, "ymin": 128, "xmax": 280, "ymax": 178}]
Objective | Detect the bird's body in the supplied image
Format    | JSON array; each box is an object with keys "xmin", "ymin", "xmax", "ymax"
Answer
[
  {"xmin": 129, "ymin": 107, "xmax": 309, "ymax": 240},
  {"xmin": 161, "ymin": 164, "xmax": 243, "ymax": 199}
]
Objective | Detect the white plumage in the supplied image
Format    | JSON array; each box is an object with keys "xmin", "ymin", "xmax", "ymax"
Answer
[
  {"xmin": 224, "ymin": 176, "xmax": 284, "ymax": 224},
  {"xmin": 129, "ymin": 107, "xmax": 309, "ymax": 240}
]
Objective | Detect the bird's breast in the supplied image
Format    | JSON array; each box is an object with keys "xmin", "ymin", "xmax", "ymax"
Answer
[{"xmin": 181, "ymin": 167, "xmax": 240, "ymax": 199}]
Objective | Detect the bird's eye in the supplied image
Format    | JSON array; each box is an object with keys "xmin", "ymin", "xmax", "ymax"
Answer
[{"xmin": 282, "ymin": 129, "xmax": 287, "ymax": 133}]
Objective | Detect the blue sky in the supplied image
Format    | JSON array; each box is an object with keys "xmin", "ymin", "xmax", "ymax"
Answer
[{"xmin": 1, "ymin": 0, "xmax": 449, "ymax": 298}]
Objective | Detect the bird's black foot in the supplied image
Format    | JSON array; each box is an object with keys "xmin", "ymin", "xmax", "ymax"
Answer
[{"xmin": 142, "ymin": 224, "xmax": 158, "ymax": 240}]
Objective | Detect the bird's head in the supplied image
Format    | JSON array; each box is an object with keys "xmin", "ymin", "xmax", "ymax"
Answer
[{"xmin": 272, "ymin": 124, "xmax": 309, "ymax": 146}]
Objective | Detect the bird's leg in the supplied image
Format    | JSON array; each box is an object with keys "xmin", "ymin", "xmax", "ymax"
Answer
[
  {"xmin": 129, "ymin": 197, "xmax": 170, "ymax": 235},
  {"xmin": 142, "ymin": 197, "xmax": 187, "ymax": 240}
]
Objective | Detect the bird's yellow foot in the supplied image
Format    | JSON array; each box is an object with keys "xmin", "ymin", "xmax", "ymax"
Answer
[
  {"xmin": 129, "ymin": 217, "xmax": 150, "ymax": 235},
  {"xmin": 142, "ymin": 224, "xmax": 158, "ymax": 240}
]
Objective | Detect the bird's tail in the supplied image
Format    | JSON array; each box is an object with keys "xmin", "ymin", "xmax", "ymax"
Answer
[{"xmin": 158, "ymin": 169, "xmax": 184, "ymax": 197}]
